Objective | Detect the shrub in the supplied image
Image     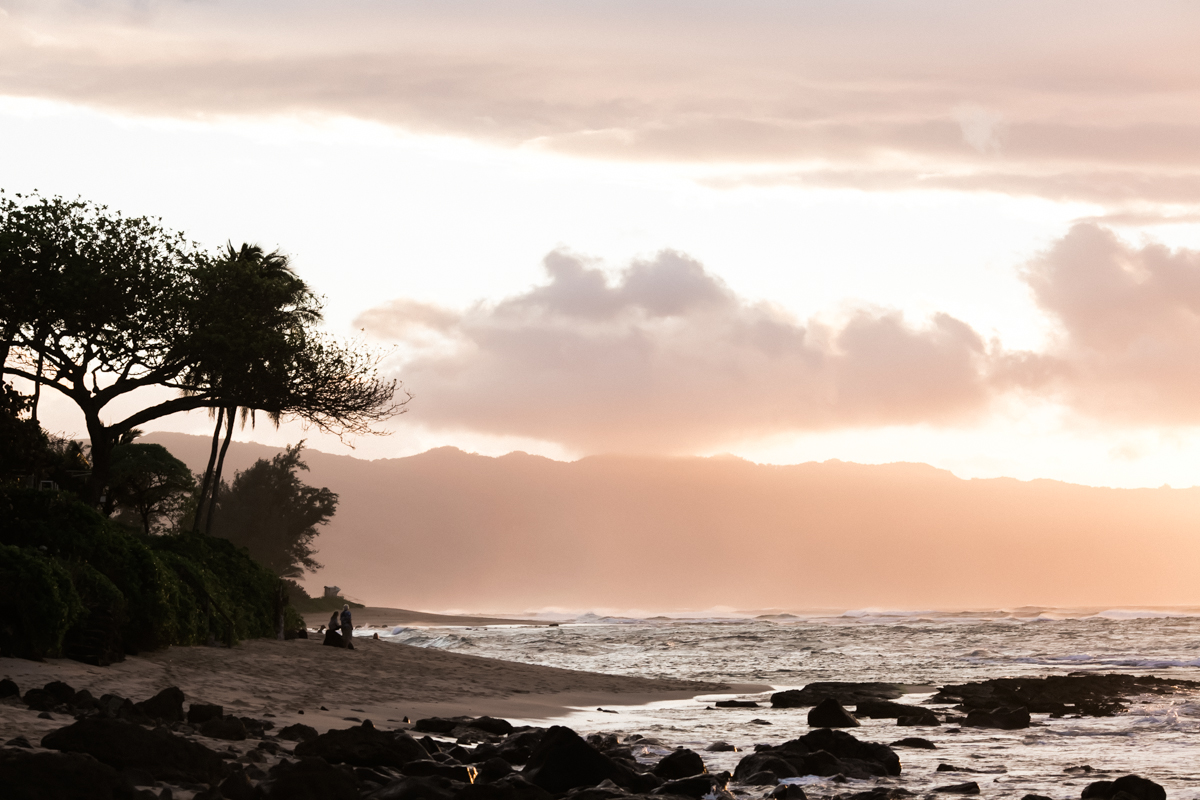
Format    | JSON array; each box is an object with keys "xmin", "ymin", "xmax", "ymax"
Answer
[{"xmin": 0, "ymin": 544, "xmax": 84, "ymax": 659}]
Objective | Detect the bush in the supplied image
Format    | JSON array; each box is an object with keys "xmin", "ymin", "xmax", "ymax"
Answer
[{"xmin": 0, "ymin": 487, "xmax": 294, "ymax": 661}]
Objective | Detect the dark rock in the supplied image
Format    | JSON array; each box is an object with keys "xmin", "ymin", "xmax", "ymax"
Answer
[
  {"xmin": 933, "ymin": 782, "xmax": 979, "ymax": 795},
  {"xmin": 470, "ymin": 717, "xmax": 516, "ymax": 736},
  {"xmin": 770, "ymin": 785, "xmax": 808, "ymax": 800},
  {"xmin": 5, "ymin": 736, "xmax": 32, "ymax": 748},
  {"xmin": 964, "ymin": 707, "xmax": 1030, "ymax": 730},
  {"xmin": 1023, "ymin": 796, "xmax": 1054, "ymax": 800},
  {"xmin": 23, "ymin": 687, "xmax": 59, "ymax": 711},
  {"xmin": 120, "ymin": 766, "xmax": 156, "ymax": 786},
  {"xmin": 654, "ymin": 748, "xmax": 706, "ymax": 780},
  {"xmin": 41, "ymin": 717, "xmax": 228, "ymax": 783},
  {"xmin": 1083, "ymin": 776, "xmax": 1166, "ymax": 800},
  {"xmin": 890, "ymin": 737, "xmax": 936, "ymax": 749},
  {"xmin": 706, "ymin": 741, "xmax": 737, "ymax": 752},
  {"xmin": 278, "ymin": 723, "xmax": 319, "ymax": 742},
  {"xmin": 771, "ymin": 683, "xmax": 907, "ymax": 708},
  {"xmin": 522, "ymin": 725, "xmax": 653, "ymax": 793},
  {"xmin": 260, "ymin": 755, "xmax": 359, "ymax": 800},
  {"xmin": 74, "ymin": 689, "xmax": 100, "ymax": 711},
  {"xmin": 732, "ymin": 753, "xmax": 799, "ymax": 782},
  {"xmin": 401, "ymin": 758, "xmax": 477, "ymax": 782},
  {"xmin": 365, "ymin": 774, "xmax": 461, "ymax": 800},
  {"xmin": 742, "ymin": 771, "xmax": 779, "ymax": 786},
  {"xmin": 187, "ymin": 704, "xmax": 223, "ymax": 724},
  {"xmin": 653, "ymin": 772, "xmax": 729, "ymax": 798},
  {"xmin": 414, "ymin": 717, "xmax": 462, "ymax": 734},
  {"xmin": 219, "ymin": 770, "xmax": 258, "ymax": 800},
  {"xmin": 714, "ymin": 700, "xmax": 760, "ymax": 708},
  {"xmin": 0, "ymin": 746, "xmax": 142, "ymax": 800},
  {"xmin": 897, "ymin": 711, "xmax": 941, "ymax": 726},
  {"xmin": 479, "ymin": 756, "xmax": 515, "ymax": 781},
  {"xmin": 493, "ymin": 729, "xmax": 548, "ymax": 766},
  {"xmin": 841, "ymin": 790, "xmax": 915, "ymax": 800},
  {"xmin": 929, "ymin": 674, "xmax": 1197, "ymax": 718},
  {"xmin": 44, "ymin": 680, "xmax": 79, "ymax": 706},
  {"xmin": 294, "ymin": 721, "xmax": 429, "ymax": 768},
  {"xmin": 453, "ymin": 774, "xmax": 555, "ymax": 800},
  {"xmin": 97, "ymin": 694, "xmax": 151, "ymax": 725},
  {"xmin": 200, "ymin": 716, "xmax": 248, "ymax": 741},
  {"xmin": 807, "ymin": 699, "xmax": 860, "ymax": 728},
  {"xmin": 0, "ymin": 678, "xmax": 19, "ymax": 698},
  {"xmin": 135, "ymin": 688, "xmax": 185, "ymax": 723}
]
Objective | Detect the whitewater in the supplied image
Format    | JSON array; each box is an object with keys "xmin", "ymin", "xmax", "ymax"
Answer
[{"xmin": 365, "ymin": 609, "xmax": 1200, "ymax": 798}]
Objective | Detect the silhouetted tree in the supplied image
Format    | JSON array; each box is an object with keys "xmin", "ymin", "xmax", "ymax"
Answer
[
  {"xmin": 109, "ymin": 441, "xmax": 196, "ymax": 535},
  {"xmin": 210, "ymin": 443, "xmax": 336, "ymax": 578}
]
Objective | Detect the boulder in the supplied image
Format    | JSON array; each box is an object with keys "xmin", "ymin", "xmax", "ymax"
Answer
[
  {"xmin": 43, "ymin": 681, "xmax": 79, "ymax": 706},
  {"xmin": 413, "ymin": 717, "xmax": 463, "ymax": 735},
  {"xmin": 135, "ymin": 687, "xmax": 185, "ymax": 722},
  {"xmin": 743, "ymin": 771, "xmax": 780, "ymax": 786},
  {"xmin": 929, "ymin": 674, "xmax": 1196, "ymax": 718},
  {"xmin": 732, "ymin": 753, "xmax": 799, "ymax": 782},
  {"xmin": 260, "ymin": 755, "xmax": 359, "ymax": 800},
  {"xmin": 771, "ymin": 683, "xmax": 907, "ymax": 708},
  {"xmin": 401, "ymin": 759, "xmax": 477, "ymax": 782},
  {"xmin": 279, "ymin": 723, "xmax": 320, "ymax": 742},
  {"xmin": 652, "ymin": 772, "xmax": 730, "ymax": 798},
  {"xmin": 295, "ymin": 721, "xmax": 429, "ymax": 768},
  {"xmin": 478, "ymin": 756, "xmax": 515, "ymax": 781},
  {"xmin": 897, "ymin": 710, "xmax": 941, "ymax": 726},
  {"xmin": 714, "ymin": 700, "xmax": 760, "ymax": 708},
  {"xmin": 470, "ymin": 717, "xmax": 516, "ymax": 736},
  {"xmin": 964, "ymin": 707, "xmax": 1030, "ymax": 730},
  {"xmin": 220, "ymin": 769, "xmax": 259, "ymax": 800},
  {"xmin": 453, "ymin": 774, "xmax": 555, "ymax": 800},
  {"xmin": 807, "ymin": 698, "xmax": 860, "ymax": 728},
  {"xmin": 933, "ymin": 782, "xmax": 980, "ymax": 795},
  {"xmin": 801, "ymin": 728, "xmax": 900, "ymax": 776},
  {"xmin": 201, "ymin": 716, "xmax": 248, "ymax": 741},
  {"xmin": 41, "ymin": 716, "xmax": 228, "ymax": 783},
  {"xmin": 365, "ymin": 775, "xmax": 461, "ymax": 800},
  {"xmin": 706, "ymin": 741, "xmax": 737, "ymax": 752},
  {"xmin": 771, "ymin": 785, "xmax": 809, "ymax": 800},
  {"xmin": 0, "ymin": 678, "xmax": 19, "ymax": 698},
  {"xmin": 22, "ymin": 687, "xmax": 59, "ymax": 712},
  {"xmin": 0, "ymin": 746, "xmax": 141, "ymax": 800},
  {"xmin": 188, "ymin": 703, "xmax": 224, "ymax": 724},
  {"xmin": 1082, "ymin": 775, "xmax": 1166, "ymax": 800},
  {"xmin": 890, "ymin": 738, "xmax": 937, "ymax": 749},
  {"xmin": 654, "ymin": 748, "xmax": 706, "ymax": 779},
  {"xmin": 522, "ymin": 725, "xmax": 653, "ymax": 793},
  {"xmin": 856, "ymin": 700, "xmax": 940, "ymax": 726}
]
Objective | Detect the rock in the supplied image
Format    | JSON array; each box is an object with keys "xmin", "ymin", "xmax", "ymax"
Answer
[
  {"xmin": 5, "ymin": 736, "xmax": 32, "ymax": 748},
  {"xmin": 470, "ymin": 717, "xmax": 516, "ymax": 736},
  {"xmin": 771, "ymin": 785, "xmax": 808, "ymax": 800},
  {"xmin": 279, "ymin": 723, "xmax": 320, "ymax": 742},
  {"xmin": 453, "ymin": 774, "xmax": 555, "ymax": 800},
  {"xmin": 771, "ymin": 683, "xmax": 907, "ymax": 708},
  {"xmin": 260, "ymin": 756, "xmax": 359, "ymax": 800},
  {"xmin": 732, "ymin": 753, "xmax": 799, "ymax": 782},
  {"xmin": 365, "ymin": 775, "xmax": 461, "ymax": 800},
  {"xmin": 1082, "ymin": 775, "xmax": 1166, "ymax": 800},
  {"xmin": 897, "ymin": 711, "xmax": 941, "ymax": 726},
  {"xmin": 856, "ymin": 700, "xmax": 940, "ymax": 726},
  {"xmin": 200, "ymin": 717, "xmax": 248, "ymax": 741},
  {"xmin": 890, "ymin": 738, "xmax": 937, "ymax": 749},
  {"xmin": 933, "ymin": 782, "xmax": 980, "ymax": 795},
  {"xmin": 413, "ymin": 717, "xmax": 463, "ymax": 735},
  {"xmin": 96, "ymin": 694, "xmax": 151, "ymax": 725},
  {"xmin": 743, "ymin": 771, "xmax": 779, "ymax": 786},
  {"xmin": 654, "ymin": 748, "xmax": 706, "ymax": 779},
  {"xmin": 187, "ymin": 704, "xmax": 224, "ymax": 725},
  {"xmin": 295, "ymin": 721, "xmax": 429, "ymax": 768},
  {"xmin": 0, "ymin": 678, "xmax": 19, "ymax": 698},
  {"xmin": 220, "ymin": 769, "xmax": 259, "ymax": 800},
  {"xmin": 479, "ymin": 756, "xmax": 515, "ymax": 781},
  {"xmin": 134, "ymin": 687, "xmax": 185, "ymax": 723},
  {"xmin": 401, "ymin": 759, "xmax": 477, "ymax": 782},
  {"xmin": 930, "ymin": 674, "xmax": 1197, "ymax": 718},
  {"xmin": 740, "ymin": 728, "xmax": 901, "ymax": 780},
  {"xmin": 0, "ymin": 746, "xmax": 142, "ymax": 800},
  {"xmin": 1023, "ymin": 796, "xmax": 1054, "ymax": 800},
  {"xmin": 807, "ymin": 698, "xmax": 860, "ymax": 728},
  {"xmin": 652, "ymin": 772, "xmax": 730, "ymax": 798},
  {"xmin": 714, "ymin": 700, "xmax": 760, "ymax": 708},
  {"xmin": 23, "ymin": 687, "xmax": 59, "ymax": 712},
  {"xmin": 706, "ymin": 741, "xmax": 737, "ymax": 752},
  {"xmin": 522, "ymin": 725, "xmax": 654, "ymax": 793},
  {"xmin": 41, "ymin": 717, "xmax": 228, "ymax": 784},
  {"xmin": 964, "ymin": 707, "xmax": 1030, "ymax": 730}
]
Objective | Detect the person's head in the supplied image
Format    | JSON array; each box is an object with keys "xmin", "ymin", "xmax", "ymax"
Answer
[{"xmin": 343, "ymin": 604, "xmax": 349, "ymax": 611}]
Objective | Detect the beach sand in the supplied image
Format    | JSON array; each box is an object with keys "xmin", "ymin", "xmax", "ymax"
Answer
[{"xmin": 0, "ymin": 634, "xmax": 744, "ymax": 747}]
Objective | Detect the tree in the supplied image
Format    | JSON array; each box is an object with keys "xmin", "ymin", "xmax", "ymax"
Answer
[
  {"xmin": 0, "ymin": 193, "xmax": 407, "ymax": 508},
  {"xmin": 108, "ymin": 441, "xmax": 196, "ymax": 535},
  {"xmin": 210, "ymin": 443, "xmax": 336, "ymax": 578}
]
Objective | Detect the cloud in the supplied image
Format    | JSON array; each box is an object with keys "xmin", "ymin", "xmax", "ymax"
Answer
[
  {"xmin": 1024, "ymin": 223, "xmax": 1200, "ymax": 423},
  {"xmin": 358, "ymin": 249, "xmax": 1004, "ymax": 453},
  {"xmin": 6, "ymin": 2, "xmax": 1200, "ymax": 205}
]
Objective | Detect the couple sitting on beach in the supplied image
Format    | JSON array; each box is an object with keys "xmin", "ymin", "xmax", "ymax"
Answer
[{"xmin": 322, "ymin": 604, "xmax": 354, "ymax": 650}]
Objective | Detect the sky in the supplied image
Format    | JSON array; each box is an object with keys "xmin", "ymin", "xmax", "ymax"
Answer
[{"xmin": 8, "ymin": 1, "xmax": 1200, "ymax": 488}]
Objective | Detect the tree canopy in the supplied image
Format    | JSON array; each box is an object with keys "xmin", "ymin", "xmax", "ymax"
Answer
[
  {"xmin": 108, "ymin": 441, "xmax": 196, "ymax": 535},
  {"xmin": 0, "ymin": 192, "xmax": 406, "ymax": 507},
  {"xmin": 210, "ymin": 443, "xmax": 336, "ymax": 578}
]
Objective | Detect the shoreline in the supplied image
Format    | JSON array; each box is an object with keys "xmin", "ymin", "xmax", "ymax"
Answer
[
  {"xmin": 0, "ymin": 635, "xmax": 754, "ymax": 745},
  {"xmin": 300, "ymin": 606, "xmax": 550, "ymax": 629}
]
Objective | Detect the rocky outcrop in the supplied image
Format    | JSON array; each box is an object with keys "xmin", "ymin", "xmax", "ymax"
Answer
[
  {"xmin": 653, "ymin": 748, "xmax": 706, "ymax": 779},
  {"xmin": 0, "ymin": 746, "xmax": 142, "ymax": 800},
  {"xmin": 930, "ymin": 674, "xmax": 1196, "ymax": 718},
  {"xmin": 733, "ymin": 728, "xmax": 900, "ymax": 782},
  {"xmin": 41, "ymin": 717, "xmax": 228, "ymax": 784},
  {"xmin": 771, "ymin": 682, "xmax": 907, "ymax": 708},
  {"xmin": 133, "ymin": 687, "xmax": 185, "ymax": 722},
  {"xmin": 1081, "ymin": 775, "xmax": 1166, "ymax": 800},
  {"xmin": 807, "ymin": 698, "xmax": 860, "ymax": 728},
  {"xmin": 855, "ymin": 700, "xmax": 940, "ymax": 726},
  {"xmin": 521, "ymin": 726, "xmax": 657, "ymax": 794},
  {"xmin": 294, "ymin": 721, "xmax": 429, "ymax": 769},
  {"xmin": 964, "ymin": 707, "xmax": 1031, "ymax": 730}
]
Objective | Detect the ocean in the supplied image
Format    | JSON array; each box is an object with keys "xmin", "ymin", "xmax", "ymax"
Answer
[{"xmin": 367, "ymin": 609, "xmax": 1200, "ymax": 798}]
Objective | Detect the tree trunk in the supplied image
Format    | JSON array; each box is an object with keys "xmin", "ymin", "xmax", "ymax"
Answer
[
  {"xmin": 30, "ymin": 350, "xmax": 43, "ymax": 425},
  {"xmin": 84, "ymin": 412, "xmax": 113, "ymax": 509},
  {"xmin": 205, "ymin": 405, "xmax": 236, "ymax": 536},
  {"xmin": 192, "ymin": 407, "xmax": 225, "ymax": 533}
]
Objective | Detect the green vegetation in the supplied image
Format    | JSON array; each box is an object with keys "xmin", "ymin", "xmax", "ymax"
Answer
[{"xmin": 0, "ymin": 191, "xmax": 408, "ymax": 663}]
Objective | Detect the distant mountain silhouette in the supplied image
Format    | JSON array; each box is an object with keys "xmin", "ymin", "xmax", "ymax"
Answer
[{"xmin": 145, "ymin": 432, "xmax": 1200, "ymax": 612}]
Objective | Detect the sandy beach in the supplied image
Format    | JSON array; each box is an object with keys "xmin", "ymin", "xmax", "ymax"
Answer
[
  {"xmin": 0, "ymin": 633, "xmax": 741, "ymax": 748},
  {"xmin": 301, "ymin": 607, "xmax": 548, "ymax": 629}
]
